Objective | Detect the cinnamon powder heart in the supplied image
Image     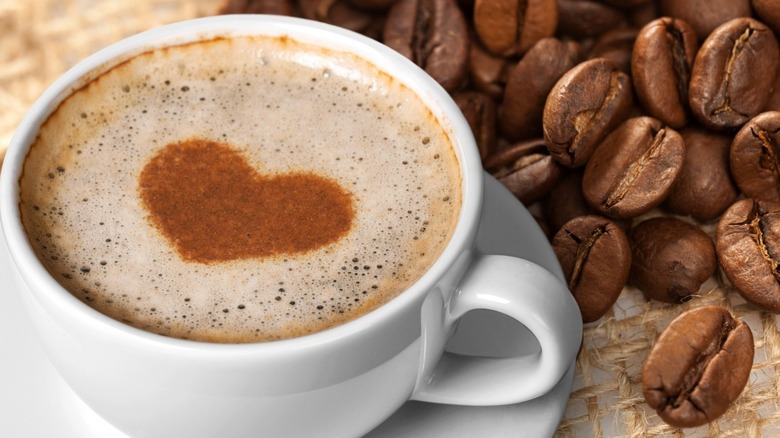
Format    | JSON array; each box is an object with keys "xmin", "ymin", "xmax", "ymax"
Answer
[{"xmin": 138, "ymin": 138, "xmax": 355, "ymax": 263}]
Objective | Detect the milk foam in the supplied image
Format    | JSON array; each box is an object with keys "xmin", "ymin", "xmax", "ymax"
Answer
[{"xmin": 19, "ymin": 36, "xmax": 461, "ymax": 343}]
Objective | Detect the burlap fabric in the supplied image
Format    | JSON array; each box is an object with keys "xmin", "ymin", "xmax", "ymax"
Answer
[{"xmin": 2, "ymin": 1, "xmax": 778, "ymax": 437}]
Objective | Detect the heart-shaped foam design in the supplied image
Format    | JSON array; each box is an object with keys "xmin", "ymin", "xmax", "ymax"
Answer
[{"xmin": 139, "ymin": 138, "xmax": 354, "ymax": 264}]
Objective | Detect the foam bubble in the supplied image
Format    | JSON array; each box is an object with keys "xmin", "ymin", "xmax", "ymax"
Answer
[{"xmin": 19, "ymin": 36, "xmax": 461, "ymax": 343}]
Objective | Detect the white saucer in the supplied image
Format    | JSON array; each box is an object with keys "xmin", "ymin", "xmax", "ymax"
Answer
[{"xmin": 0, "ymin": 174, "xmax": 575, "ymax": 438}]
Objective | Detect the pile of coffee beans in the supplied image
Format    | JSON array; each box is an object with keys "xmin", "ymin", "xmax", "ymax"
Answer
[{"xmin": 219, "ymin": 0, "xmax": 780, "ymax": 428}]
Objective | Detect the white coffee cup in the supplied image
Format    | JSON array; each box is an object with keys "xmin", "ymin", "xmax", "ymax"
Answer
[{"xmin": 0, "ymin": 15, "xmax": 582, "ymax": 438}]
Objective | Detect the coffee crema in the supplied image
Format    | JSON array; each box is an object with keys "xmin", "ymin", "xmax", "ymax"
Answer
[{"xmin": 19, "ymin": 35, "xmax": 462, "ymax": 343}]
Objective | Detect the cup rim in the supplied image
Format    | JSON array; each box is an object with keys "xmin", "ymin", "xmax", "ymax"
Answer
[{"xmin": 0, "ymin": 14, "xmax": 482, "ymax": 352}]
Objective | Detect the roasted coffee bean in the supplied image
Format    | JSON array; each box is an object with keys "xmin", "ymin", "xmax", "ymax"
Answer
[
  {"xmin": 632, "ymin": 17, "xmax": 698, "ymax": 129},
  {"xmin": 629, "ymin": 217, "xmax": 716, "ymax": 304},
  {"xmin": 483, "ymin": 139, "xmax": 564, "ymax": 205},
  {"xmin": 582, "ymin": 117, "xmax": 685, "ymax": 219},
  {"xmin": 666, "ymin": 125, "xmax": 738, "ymax": 221},
  {"xmin": 689, "ymin": 18, "xmax": 780, "ymax": 131},
  {"xmin": 552, "ymin": 215, "xmax": 630, "ymax": 323},
  {"xmin": 344, "ymin": 0, "xmax": 398, "ymax": 11},
  {"xmin": 752, "ymin": 0, "xmax": 780, "ymax": 33},
  {"xmin": 627, "ymin": 1, "xmax": 660, "ymax": 29},
  {"xmin": 533, "ymin": 214, "xmax": 552, "ymax": 240},
  {"xmin": 556, "ymin": 0, "xmax": 627, "ymax": 39},
  {"xmin": 543, "ymin": 58, "xmax": 634, "ymax": 168},
  {"xmin": 642, "ymin": 306, "xmax": 754, "ymax": 428},
  {"xmin": 457, "ymin": 0, "xmax": 474, "ymax": 16},
  {"xmin": 660, "ymin": 0, "xmax": 753, "ymax": 42},
  {"xmin": 473, "ymin": 0, "xmax": 558, "ymax": 57},
  {"xmin": 717, "ymin": 199, "xmax": 780, "ymax": 313},
  {"xmin": 468, "ymin": 43, "xmax": 509, "ymax": 100},
  {"xmin": 587, "ymin": 27, "xmax": 638, "ymax": 74},
  {"xmin": 363, "ymin": 15, "xmax": 388, "ymax": 40},
  {"xmin": 454, "ymin": 91, "xmax": 497, "ymax": 160},
  {"xmin": 764, "ymin": 74, "xmax": 780, "ymax": 112},
  {"xmin": 220, "ymin": 0, "xmax": 296, "ymax": 14},
  {"xmin": 596, "ymin": 0, "xmax": 653, "ymax": 9},
  {"xmin": 383, "ymin": 0, "xmax": 469, "ymax": 92},
  {"xmin": 544, "ymin": 172, "xmax": 639, "ymax": 235},
  {"xmin": 730, "ymin": 111, "xmax": 780, "ymax": 202},
  {"xmin": 500, "ymin": 38, "xmax": 581, "ymax": 142},
  {"xmin": 300, "ymin": 0, "xmax": 387, "ymax": 38},
  {"xmin": 545, "ymin": 171, "xmax": 592, "ymax": 233}
]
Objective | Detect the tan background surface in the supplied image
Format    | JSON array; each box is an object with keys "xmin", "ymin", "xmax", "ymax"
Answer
[{"xmin": 2, "ymin": 1, "xmax": 779, "ymax": 436}]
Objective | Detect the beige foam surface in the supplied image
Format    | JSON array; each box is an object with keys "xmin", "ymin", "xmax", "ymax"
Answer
[
  {"xmin": 18, "ymin": 34, "xmax": 460, "ymax": 342},
  {"xmin": 3, "ymin": 1, "xmax": 780, "ymax": 436}
]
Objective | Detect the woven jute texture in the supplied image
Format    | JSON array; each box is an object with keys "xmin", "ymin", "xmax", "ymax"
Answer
[{"xmin": 3, "ymin": 1, "xmax": 780, "ymax": 437}]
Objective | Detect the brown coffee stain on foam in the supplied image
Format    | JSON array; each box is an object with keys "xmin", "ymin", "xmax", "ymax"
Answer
[{"xmin": 138, "ymin": 138, "xmax": 356, "ymax": 264}]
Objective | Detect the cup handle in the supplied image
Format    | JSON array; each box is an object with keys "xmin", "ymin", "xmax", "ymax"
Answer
[{"xmin": 411, "ymin": 254, "xmax": 582, "ymax": 405}]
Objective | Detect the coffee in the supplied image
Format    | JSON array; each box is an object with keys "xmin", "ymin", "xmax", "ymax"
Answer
[
  {"xmin": 483, "ymin": 138, "xmax": 562, "ymax": 206},
  {"xmin": 659, "ymin": 0, "xmax": 752, "ymax": 41},
  {"xmin": 716, "ymin": 198, "xmax": 780, "ymax": 313},
  {"xmin": 587, "ymin": 28, "xmax": 637, "ymax": 74},
  {"xmin": 631, "ymin": 17, "xmax": 698, "ymax": 129},
  {"xmin": 551, "ymin": 214, "xmax": 630, "ymax": 323},
  {"xmin": 18, "ymin": 35, "xmax": 462, "ymax": 343},
  {"xmin": 383, "ymin": 0, "xmax": 469, "ymax": 93},
  {"xmin": 642, "ymin": 306, "xmax": 753, "ymax": 428},
  {"xmin": 220, "ymin": 0, "xmax": 296, "ymax": 15},
  {"xmin": 545, "ymin": 170, "xmax": 592, "ymax": 234},
  {"xmin": 543, "ymin": 58, "xmax": 634, "ymax": 168},
  {"xmin": 752, "ymin": 0, "xmax": 780, "ymax": 34},
  {"xmin": 628, "ymin": 217, "xmax": 715, "ymax": 304},
  {"xmin": 556, "ymin": 0, "xmax": 626, "ymax": 40},
  {"xmin": 453, "ymin": 90, "xmax": 496, "ymax": 160},
  {"xmin": 665, "ymin": 124, "xmax": 738, "ymax": 221},
  {"xmin": 299, "ymin": 0, "xmax": 385, "ymax": 39},
  {"xmin": 473, "ymin": 0, "xmax": 558, "ymax": 57},
  {"xmin": 581, "ymin": 116, "xmax": 685, "ymax": 220},
  {"xmin": 499, "ymin": 37, "xmax": 580, "ymax": 142},
  {"xmin": 730, "ymin": 111, "xmax": 780, "ymax": 202},
  {"xmin": 467, "ymin": 43, "xmax": 508, "ymax": 101},
  {"xmin": 688, "ymin": 17, "xmax": 779, "ymax": 131}
]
